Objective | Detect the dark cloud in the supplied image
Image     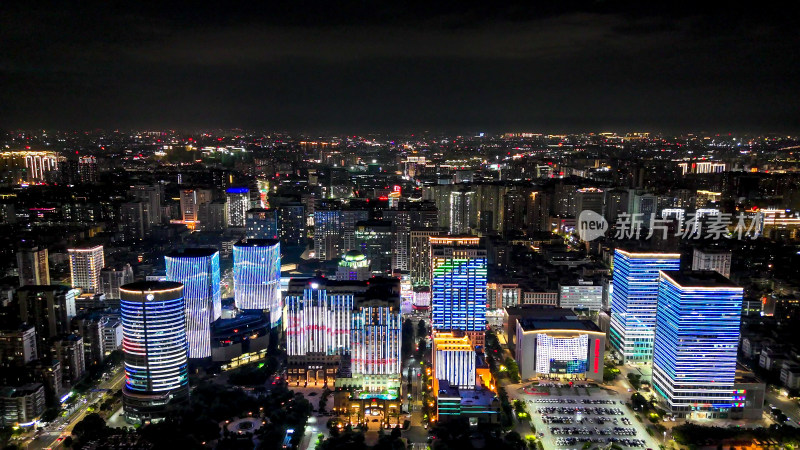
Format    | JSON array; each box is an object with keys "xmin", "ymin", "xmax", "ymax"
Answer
[{"xmin": 1, "ymin": 1, "xmax": 798, "ymax": 132}]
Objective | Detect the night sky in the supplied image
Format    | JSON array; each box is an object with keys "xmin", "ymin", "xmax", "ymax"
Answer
[{"xmin": 2, "ymin": 1, "xmax": 798, "ymax": 133}]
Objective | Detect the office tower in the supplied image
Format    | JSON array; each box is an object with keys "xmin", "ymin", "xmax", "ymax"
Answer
[
  {"xmin": 559, "ymin": 280, "xmax": 603, "ymax": 311},
  {"xmin": 120, "ymin": 281, "xmax": 189, "ymax": 424},
  {"xmin": 526, "ymin": 191, "xmax": 549, "ymax": 234},
  {"xmin": 0, "ymin": 324, "xmax": 38, "ymax": 367},
  {"xmin": 410, "ymin": 229, "xmax": 445, "ymax": 286},
  {"xmin": 277, "ymin": 202, "xmax": 306, "ymax": 246},
  {"xmin": 283, "ymin": 276, "xmax": 401, "ymax": 388},
  {"xmin": 629, "ymin": 191, "xmax": 658, "ymax": 226},
  {"xmin": 17, "ymin": 286, "xmax": 78, "ymax": 350},
  {"xmin": 198, "ymin": 200, "xmax": 227, "ymax": 231},
  {"xmin": 71, "ymin": 315, "xmax": 103, "ymax": 367},
  {"xmin": 336, "ymin": 250, "xmax": 372, "ymax": 281},
  {"xmin": 474, "ymin": 184, "xmax": 507, "ymax": 234},
  {"xmin": 383, "ymin": 201, "xmax": 439, "ymax": 272},
  {"xmin": 340, "ymin": 208, "xmax": 370, "ymax": 253},
  {"xmin": 0, "ymin": 384, "xmax": 46, "ymax": 428},
  {"xmin": 652, "ymin": 271, "xmax": 743, "ymax": 418},
  {"xmin": 432, "ymin": 332, "xmax": 476, "ymax": 393},
  {"xmin": 233, "ymin": 240, "xmax": 281, "ymax": 327},
  {"xmin": 354, "ymin": 220, "xmax": 393, "ymax": 275},
  {"xmin": 245, "ymin": 208, "xmax": 279, "ymax": 240},
  {"xmin": 314, "ymin": 208, "xmax": 342, "ymax": 260},
  {"xmin": 101, "ymin": 318, "xmax": 123, "ymax": 356},
  {"xmin": 503, "ymin": 188, "xmax": 528, "ymax": 236},
  {"xmin": 350, "ymin": 297, "xmax": 402, "ymax": 391},
  {"xmin": 226, "ymin": 188, "xmax": 250, "ymax": 227},
  {"xmin": 78, "ymin": 156, "xmax": 97, "ymax": 183},
  {"xmin": 165, "ymin": 249, "xmax": 221, "ymax": 359},
  {"xmin": 179, "ymin": 188, "xmax": 213, "ymax": 229},
  {"xmin": 100, "ymin": 264, "xmax": 134, "ymax": 300},
  {"xmin": 51, "ymin": 334, "xmax": 85, "ymax": 386},
  {"xmin": 119, "ymin": 201, "xmax": 149, "ymax": 240},
  {"xmin": 609, "ymin": 249, "xmax": 681, "ymax": 362},
  {"xmin": 604, "ymin": 189, "xmax": 629, "ymax": 224},
  {"xmin": 692, "ymin": 248, "xmax": 732, "ymax": 279},
  {"xmin": 450, "ymin": 188, "xmax": 475, "ymax": 234},
  {"xmin": 68, "ymin": 245, "xmax": 105, "ymax": 294},
  {"xmin": 574, "ymin": 188, "xmax": 605, "ymax": 217},
  {"xmin": 284, "ymin": 278, "xmax": 355, "ymax": 386},
  {"xmin": 16, "ymin": 246, "xmax": 49, "ymax": 287},
  {"xmin": 553, "ymin": 183, "xmax": 577, "ymax": 216},
  {"xmin": 129, "ymin": 184, "xmax": 163, "ymax": 225},
  {"xmin": 430, "ymin": 236, "xmax": 488, "ymax": 348}
]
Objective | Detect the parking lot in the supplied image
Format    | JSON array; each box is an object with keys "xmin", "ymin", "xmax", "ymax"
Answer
[{"xmin": 516, "ymin": 385, "xmax": 661, "ymax": 449}]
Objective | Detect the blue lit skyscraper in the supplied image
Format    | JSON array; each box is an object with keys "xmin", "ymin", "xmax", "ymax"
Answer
[
  {"xmin": 652, "ymin": 271, "xmax": 743, "ymax": 418},
  {"xmin": 609, "ymin": 250, "xmax": 680, "ymax": 362},
  {"xmin": 430, "ymin": 236, "xmax": 487, "ymax": 349},
  {"xmin": 165, "ymin": 249, "xmax": 221, "ymax": 359},
  {"xmin": 226, "ymin": 187, "xmax": 250, "ymax": 227},
  {"xmin": 120, "ymin": 281, "xmax": 189, "ymax": 423},
  {"xmin": 233, "ymin": 239, "xmax": 281, "ymax": 327}
]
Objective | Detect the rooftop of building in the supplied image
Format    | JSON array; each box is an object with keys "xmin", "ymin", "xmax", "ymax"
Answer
[
  {"xmin": 165, "ymin": 248, "xmax": 218, "ymax": 258},
  {"xmin": 16, "ymin": 284, "xmax": 73, "ymax": 292},
  {"xmin": 437, "ymin": 380, "xmax": 498, "ymax": 406},
  {"xmin": 119, "ymin": 280, "xmax": 183, "ymax": 292},
  {"xmin": 661, "ymin": 270, "xmax": 739, "ymax": 288},
  {"xmin": 234, "ymin": 239, "xmax": 280, "ymax": 248},
  {"xmin": 505, "ymin": 304, "xmax": 575, "ymax": 318},
  {"xmin": 518, "ymin": 318, "xmax": 601, "ymax": 333}
]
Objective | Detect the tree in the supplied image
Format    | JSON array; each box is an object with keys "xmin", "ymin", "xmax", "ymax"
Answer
[
  {"xmin": 504, "ymin": 358, "xmax": 520, "ymax": 383},
  {"xmin": 417, "ymin": 320, "xmax": 427, "ymax": 338}
]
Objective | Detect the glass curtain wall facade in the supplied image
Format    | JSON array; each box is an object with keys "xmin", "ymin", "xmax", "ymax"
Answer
[
  {"xmin": 609, "ymin": 250, "xmax": 680, "ymax": 362},
  {"xmin": 165, "ymin": 249, "xmax": 221, "ymax": 359}
]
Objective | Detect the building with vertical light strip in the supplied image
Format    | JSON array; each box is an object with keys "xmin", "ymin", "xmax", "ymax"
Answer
[
  {"xmin": 430, "ymin": 236, "xmax": 487, "ymax": 349},
  {"xmin": 284, "ymin": 277, "xmax": 355, "ymax": 386},
  {"xmin": 349, "ymin": 297, "xmax": 402, "ymax": 392},
  {"xmin": 609, "ymin": 249, "xmax": 680, "ymax": 363},
  {"xmin": 432, "ymin": 333, "xmax": 476, "ymax": 393},
  {"xmin": 16, "ymin": 246, "xmax": 50, "ymax": 287},
  {"xmin": 652, "ymin": 271, "xmax": 743, "ymax": 418},
  {"xmin": 120, "ymin": 281, "xmax": 189, "ymax": 424},
  {"xmin": 68, "ymin": 245, "xmax": 105, "ymax": 294},
  {"xmin": 284, "ymin": 276, "xmax": 402, "ymax": 390},
  {"xmin": 233, "ymin": 240, "xmax": 281, "ymax": 327},
  {"xmin": 165, "ymin": 249, "xmax": 221, "ymax": 359}
]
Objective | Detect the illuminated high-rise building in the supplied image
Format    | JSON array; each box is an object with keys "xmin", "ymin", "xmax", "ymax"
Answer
[
  {"xmin": 226, "ymin": 187, "xmax": 250, "ymax": 227},
  {"xmin": 284, "ymin": 277, "xmax": 355, "ymax": 386},
  {"xmin": 16, "ymin": 246, "xmax": 49, "ymax": 287},
  {"xmin": 233, "ymin": 240, "xmax": 281, "ymax": 327},
  {"xmin": 652, "ymin": 271, "xmax": 743, "ymax": 418},
  {"xmin": 277, "ymin": 202, "xmax": 306, "ymax": 246},
  {"xmin": 245, "ymin": 208, "xmax": 279, "ymax": 240},
  {"xmin": 350, "ymin": 297, "xmax": 402, "ymax": 391},
  {"xmin": 432, "ymin": 332, "xmax": 476, "ymax": 393},
  {"xmin": 78, "ymin": 156, "xmax": 97, "ymax": 183},
  {"xmin": 409, "ymin": 229, "xmax": 444, "ymax": 286},
  {"xmin": 284, "ymin": 276, "xmax": 401, "ymax": 389},
  {"xmin": 179, "ymin": 188, "xmax": 212, "ymax": 230},
  {"xmin": 68, "ymin": 245, "xmax": 105, "ymax": 294},
  {"xmin": 100, "ymin": 264, "xmax": 134, "ymax": 300},
  {"xmin": 165, "ymin": 249, "xmax": 221, "ymax": 359},
  {"xmin": 430, "ymin": 236, "xmax": 487, "ymax": 349},
  {"xmin": 609, "ymin": 249, "xmax": 680, "ymax": 363},
  {"xmin": 335, "ymin": 250, "xmax": 371, "ymax": 281},
  {"xmin": 120, "ymin": 281, "xmax": 189, "ymax": 424},
  {"xmin": 354, "ymin": 220, "xmax": 393, "ymax": 275},
  {"xmin": 691, "ymin": 248, "xmax": 732, "ymax": 279},
  {"xmin": 449, "ymin": 189, "xmax": 475, "ymax": 235}
]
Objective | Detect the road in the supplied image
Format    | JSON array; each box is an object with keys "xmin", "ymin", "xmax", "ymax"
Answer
[
  {"xmin": 27, "ymin": 366, "xmax": 125, "ymax": 450},
  {"xmin": 765, "ymin": 389, "xmax": 800, "ymax": 427}
]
